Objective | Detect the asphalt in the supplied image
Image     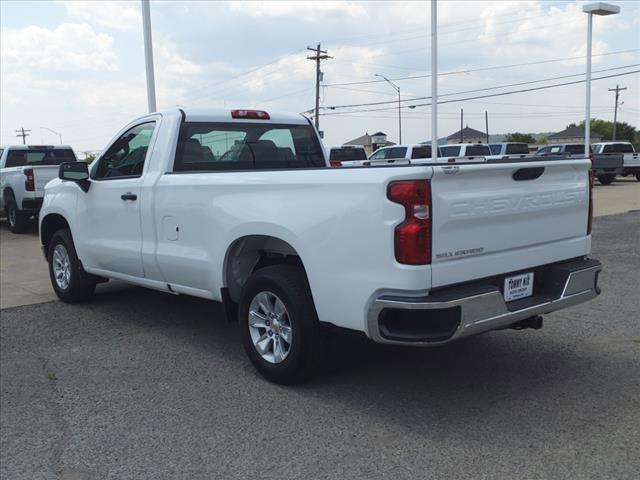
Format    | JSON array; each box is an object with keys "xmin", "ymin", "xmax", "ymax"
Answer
[{"xmin": 1, "ymin": 213, "xmax": 639, "ymax": 480}]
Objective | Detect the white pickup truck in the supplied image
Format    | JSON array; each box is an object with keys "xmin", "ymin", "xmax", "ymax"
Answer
[
  {"xmin": 591, "ymin": 141, "xmax": 640, "ymax": 180},
  {"xmin": 1, "ymin": 145, "xmax": 77, "ymax": 233},
  {"xmin": 39, "ymin": 108, "xmax": 602, "ymax": 384}
]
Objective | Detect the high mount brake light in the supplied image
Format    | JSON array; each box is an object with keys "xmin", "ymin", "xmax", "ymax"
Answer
[
  {"xmin": 387, "ymin": 180, "xmax": 432, "ymax": 265},
  {"xmin": 24, "ymin": 168, "xmax": 35, "ymax": 192},
  {"xmin": 231, "ymin": 110, "xmax": 270, "ymax": 120},
  {"xmin": 329, "ymin": 160, "xmax": 342, "ymax": 168}
]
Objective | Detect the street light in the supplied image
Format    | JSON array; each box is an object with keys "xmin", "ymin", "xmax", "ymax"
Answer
[
  {"xmin": 40, "ymin": 127, "xmax": 62, "ymax": 144},
  {"xmin": 583, "ymin": 2, "xmax": 620, "ymax": 156},
  {"xmin": 375, "ymin": 73, "xmax": 402, "ymax": 144}
]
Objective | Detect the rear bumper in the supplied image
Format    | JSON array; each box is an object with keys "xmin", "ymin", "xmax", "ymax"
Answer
[
  {"xmin": 367, "ymin": 257, "xmax": 601, "ymax": 346},
  {"xmin": 21, "ymin": 197, "xmax": 43, "ymax": 212},
  {"xmin": 592, "ymin": 167, "xmax": 624, "ymax": 175}
]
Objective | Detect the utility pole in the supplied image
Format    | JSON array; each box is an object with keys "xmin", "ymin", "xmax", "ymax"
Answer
[
  {"xmin": 16, "ymin": 128, "xmax": 30, "ymax": 145},
  {"xmin": 608, "ymin": 84, "xmax": 626, "ymax": 140},
  {"xmin": 141, "ymin": 0, "xmax": 157, "ymax": 113},
  {"xmin": 460, "ymin": 109, "xmax": 463, "ymax": 143},
  {"xmin": 307, "ymin": 43, "xmax": 331, "ymax": 133},
  {"xmin": 485, "ymin": 111, "xmax": 489, "ymax": 143}
]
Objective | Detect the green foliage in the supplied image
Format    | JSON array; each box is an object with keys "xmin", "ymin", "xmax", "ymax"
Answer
[
  {"xmin": 83, "ymin": 153, "xmax": 96, "ymax": 164},
  {"xmin": 574, "ymin": 119, "xmax": 639, "ymax": 150},
  {"xmin": 505, "ymin": 132, "xmax": 536, "ymax": 143}
]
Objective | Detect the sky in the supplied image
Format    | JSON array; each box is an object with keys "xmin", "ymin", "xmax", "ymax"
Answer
[{"xmin": 1, "ymin": 0, "xmax": 639, "ymax": 153}]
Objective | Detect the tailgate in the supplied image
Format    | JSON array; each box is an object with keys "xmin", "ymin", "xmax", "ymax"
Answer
[
  {"xmin": 592, "ymin": 153, "xmax": 623, "ymax": 169},
  {"xmin": 430, "ymin": 159, "xmax": 590, "ymax": 288},
  {"xmin": 32, "ymin": 166, "xmax": 60, "ymax": 195},
  {"xmin": 623, "ymin": 152, "xmax": 640, "ymax": 167}
]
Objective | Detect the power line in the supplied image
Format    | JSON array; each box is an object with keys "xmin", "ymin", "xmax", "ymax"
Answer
[
  {"xmin": 320, "ymin": 70, "xmax": 640, "ymax": 116},
  {"xmin": 323, "ymin": 49, "xmax": 640, "ymax": 87},
  {"xmin": 320, "ymin": 64, "xmax": 639, "ymax": 110}
]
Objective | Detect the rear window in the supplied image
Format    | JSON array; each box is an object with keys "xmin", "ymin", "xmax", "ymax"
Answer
[
  {"xmin": 411, "ymin": 146, "xmax": 432, "ymax": 159},
  {"xmin": 489, "ymin": 144, "xmax": 501, "ymax": 155},
  {"xmin": 440, "ymin": 146, "xmax": 461, "ymax": 157},
  {"xmin": 173, "ymin": 122, "xmax": 325, "ymax": 172},
  {"xmin": 5, "ymin": 148, "xmax": 76, "ymax": 168},
  {"xmin": 505, "ymin": 143, "xmax": 530, "ymax": 155},
  {"xmin": 330, "ymin": 147, "xmax": 367, "ymax": 161},
  {"xmin": 465, "ymin": 145, "xmax": 491, "ymax": 156},
  {"xmin": 602, "ymin": 143, "xmax": 634, "ymax": 154}
]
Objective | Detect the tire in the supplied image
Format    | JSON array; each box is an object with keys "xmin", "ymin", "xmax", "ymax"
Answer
[
  {"xmin": 6, "ymin": 200, "xmax": 30, "ymax": 233},
  {"xmin": 47, "ymin": 228, "xmax": 95, "ymax": 303},
  {"xmin": 239, "ymin": 265, "xmax": 328, "ymax": 385},
  {"xmin": 597, "ymin": 174, "xmax": 615, "ymax": 185},
  {"xmin": 636, "ymin": 173, "xmax": 640, "ymax": 182}
]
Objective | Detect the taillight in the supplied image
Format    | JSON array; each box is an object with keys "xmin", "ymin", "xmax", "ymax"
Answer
[
  {"xmin": 231, "ymin": 109, "xmax": 270, "ymax": 120},
  {"xmin": 330, "ymin": 160, "xmax": 342, "ymax": 168},
  {"xmin": 24, "ymin": 168, "xmax": 35, "ymax": 192},
  {"xmin": 587, "ymin": 170, "xmax": 593, "ymax": 235},
  {"xmin": 387, "ymin": 180, "xmax": 432, "ymax": 265}
]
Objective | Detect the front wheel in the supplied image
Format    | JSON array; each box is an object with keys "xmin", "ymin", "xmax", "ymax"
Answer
[
  {"xmin": 48, "ymin": 228, "xmax": 95, "ymax": 303},
  {"xmin": 597, "ymin": 174, "xmax": 615, "ymax": 185},
  {"xmin": 239, "ymin": 265, "xmax": 327, "ymax": 384}
]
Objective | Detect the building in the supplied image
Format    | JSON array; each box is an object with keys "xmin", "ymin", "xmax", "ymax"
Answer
[
  {"xmin": 343, "ymin": 131, "xmax": 395, "ymax": 156},
  {"xmin": 446, "ymin": 126, "xmax": 488, "ymax": 144},
  {"xmin": 546, "ymin": 126, "xmax": 602, "ymax": 144}
]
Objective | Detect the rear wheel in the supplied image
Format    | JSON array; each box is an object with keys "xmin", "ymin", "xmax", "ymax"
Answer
[
  {"xmin": 636, "ymin": 173, "xmax": 640, "ymax": 182},
  {"xmin": 48, "ymin": 228, "xmax": 95, "ymax": 303},
  {"xmin": 6, "ymin": 200, "xmax": 29, "ymax": 233},
  {"xmin": 597, "ymin": 174, "xmax": 615, "ymax": 185},
  {"xmin": 239, "ymin": 265, "xmax": 327, "ymax": 384}
]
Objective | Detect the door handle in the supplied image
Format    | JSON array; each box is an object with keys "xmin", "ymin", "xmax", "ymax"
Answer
[{"xmin": 121, "ymin": 192, "xmax": 137, "ymax": 201}]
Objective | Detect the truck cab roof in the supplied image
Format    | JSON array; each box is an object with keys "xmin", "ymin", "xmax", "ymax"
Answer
[{"xmin": 175, "ymin": 107, "xmax": 310, "ymax": 125}]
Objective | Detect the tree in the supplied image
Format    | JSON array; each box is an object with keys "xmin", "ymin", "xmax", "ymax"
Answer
[
  {"xmin": 505, "ymin": 132, "xmax": 536, "ymax": 143},
  {"xmin": 83, "ymin": 153, "xmax": 96, "ymax": 163},
  {"xmin": 574, "ymin": 119, "xmax": 639, "ymax": 150}
]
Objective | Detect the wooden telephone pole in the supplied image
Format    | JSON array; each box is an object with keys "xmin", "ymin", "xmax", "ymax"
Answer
[{"xmin": 307, "ymin": 44, "xmax": 331, "ymax": 133}]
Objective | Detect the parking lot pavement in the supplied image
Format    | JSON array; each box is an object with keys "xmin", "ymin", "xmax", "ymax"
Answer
[
  {"xmin": 592, "ymin": 176, "xmax": 640, "ymax": 217},
  {"xmin": 0, "ymin": 212, "xmax": 638, "ymax": 480}
]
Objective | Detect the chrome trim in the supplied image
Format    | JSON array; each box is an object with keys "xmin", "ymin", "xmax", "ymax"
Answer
[{"xmin": 367, "ymin": 262, "xmax": 601, "ymax": 346}]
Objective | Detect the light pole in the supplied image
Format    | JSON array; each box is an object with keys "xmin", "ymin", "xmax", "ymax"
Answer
[
  {"xmin": 141, "ymin": 0, "xmax": 157, "ymax": 113},
  {"xmin": 40, "ymin": 127, "xmax": 62, "ymax": 144},
  {"xmin": 583, "ymin": 2, "xmax": 620, "ymax": 156},
  {"xmin": 431, "ymin": 0, "xmax": 438, "ymax": 159},
  {"xmin": 375, "ymin": 74, "xmax": 402, "ymax": 144}
]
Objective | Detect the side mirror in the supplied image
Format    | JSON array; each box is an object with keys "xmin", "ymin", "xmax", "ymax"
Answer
[{"xmin": 59, "ymin": 162, "xmax": 90, "ymax": 192}]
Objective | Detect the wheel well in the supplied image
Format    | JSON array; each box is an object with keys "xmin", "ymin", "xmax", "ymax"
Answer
[
  {"xmin": 225, "ymin": 235, "xmax": 304, "ymax": 303},
  {"xmin": 41, "ymin": 214, "xmax": 70, "ymax": 256},
  {"xmin": 3, "ymin": 187, "xmax": 15, "ymax": 203}
]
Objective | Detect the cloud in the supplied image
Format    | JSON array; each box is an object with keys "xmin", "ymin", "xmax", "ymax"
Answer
[
  {"xmin": 1, "ymin": 23, "xmax": 118, "ymax": 72},
  {"xmin": 57, "ymin": 0, "xmax": 141, "ymax": 31},
  {"xmin": 228, "ymin": 1, "xmax": 367, "ymax": 19}
]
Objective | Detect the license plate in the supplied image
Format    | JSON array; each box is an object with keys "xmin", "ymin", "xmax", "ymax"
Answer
[{"xmin": 504, "ymin": 272, "xmax": 534, "ymax": 302}]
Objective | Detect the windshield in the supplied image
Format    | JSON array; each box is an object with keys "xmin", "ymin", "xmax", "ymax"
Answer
[
  {"xmin": 5, "ymin": 148, "xmax": 76, "ymax": 167},
  {"xmin": 330, "ymin": 147, "xmax": 367, "ymax": 161}
]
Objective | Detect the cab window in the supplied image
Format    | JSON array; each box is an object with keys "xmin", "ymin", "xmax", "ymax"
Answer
[
  {"xmin": 93, "ymin": 122, "xmax": 156, "ymax": 179},
  {"xmin": 369, "ymin": 149, "xmax": 389, "ymax": 160}
]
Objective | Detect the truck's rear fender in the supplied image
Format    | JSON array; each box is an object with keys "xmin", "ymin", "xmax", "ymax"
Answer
[{"xmin": 153, "ymin": 166, "xmax": 434, "ymax": 332}]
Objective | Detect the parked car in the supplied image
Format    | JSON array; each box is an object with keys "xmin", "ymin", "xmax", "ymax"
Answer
[
  {"xmin": 367, "ymin": 144, "xmax": 444, "ymax": 166},
  {"xmin": 328, "ymin": 145, "xmax": 368, "ymax": 167},
  {"xmin": 591, "ymin": 142, "xmax": 639, "ymax": 181},
  {"xmin": 439, "ymin": 143, "xmax": 491, "ymax": 161},
  {"xmin": 535, "ymin": 143, "xmax": 624, "ymax": 185},
  {"xmin": 39, "ymin": 108, "xmax": 601, "ymax": 384},
  {"xmin": 1, "ymin": 145, "xmax": 77, "ymax": 233},
  {"xmin": 488, "ymin": 142, "xmax": 531, "ymax": 160}
]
